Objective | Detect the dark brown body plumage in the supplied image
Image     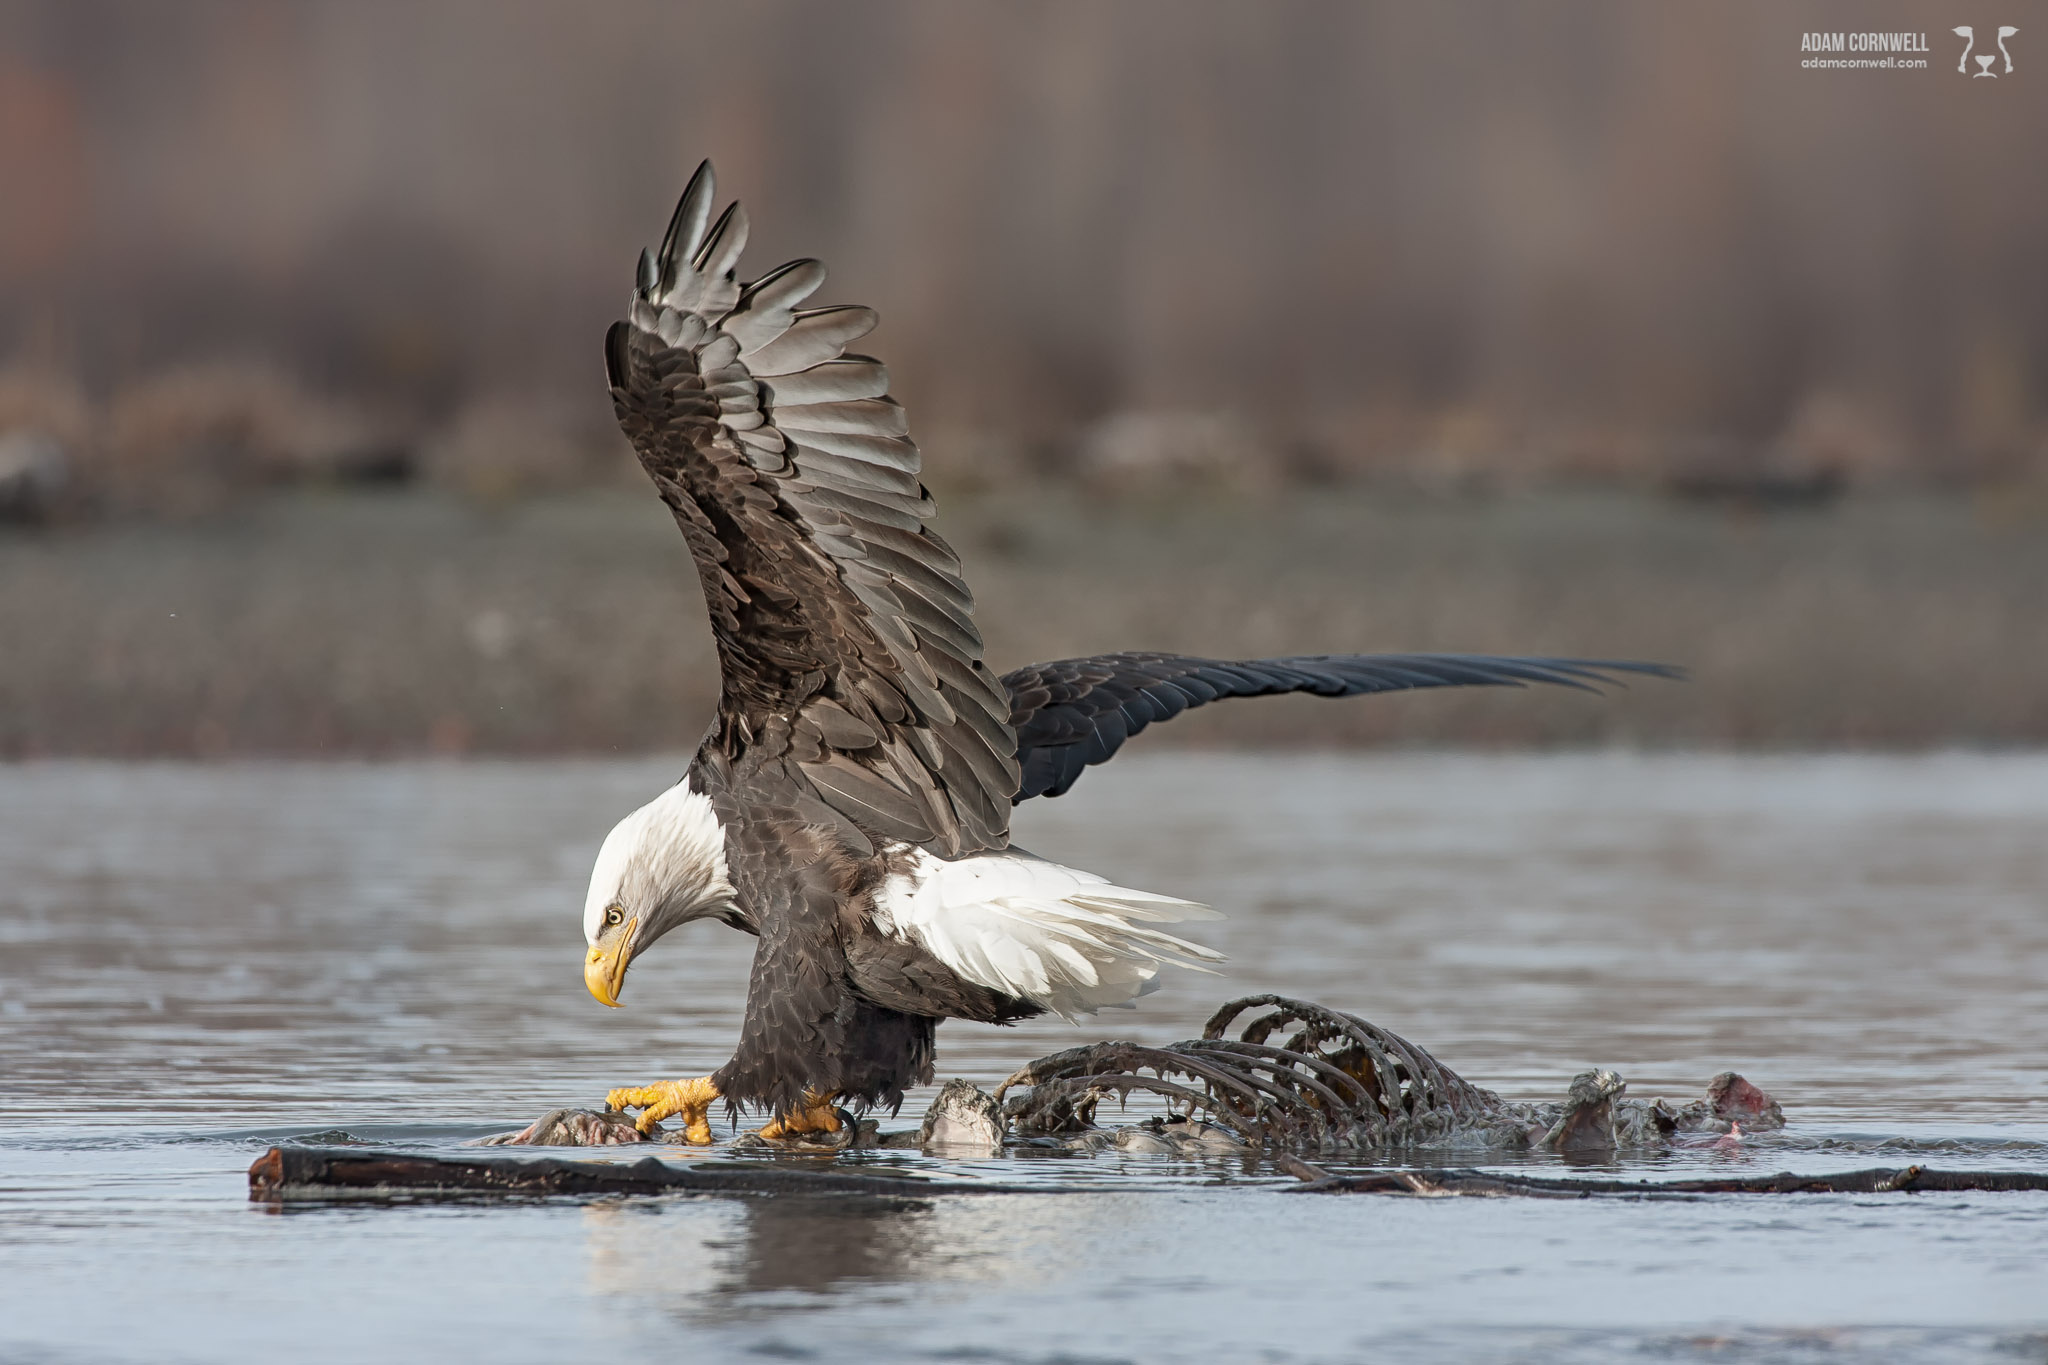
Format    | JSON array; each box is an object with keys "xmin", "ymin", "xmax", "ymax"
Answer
[{"xmin": 689, "ymin": 743, "xmax": 1038, "ymax": 1115}]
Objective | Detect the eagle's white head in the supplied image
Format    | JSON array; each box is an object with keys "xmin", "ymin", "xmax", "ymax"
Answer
[{"xmin": 582, "ymin": 778, "xmax": 736, "ymax": 1007}]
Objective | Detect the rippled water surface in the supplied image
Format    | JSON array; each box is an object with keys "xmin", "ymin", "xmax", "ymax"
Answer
[{"xmin": 3, "ymin": 753, "xmax": 2045, "ymax": 1363}]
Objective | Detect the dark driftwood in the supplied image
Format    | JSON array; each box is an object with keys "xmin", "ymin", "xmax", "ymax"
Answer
[
  {"xmin": 249, "ymin": 998, "xmax": 2042, "ymax": 1202},
  {"xmin": 246, "ymin": 1145, "xmax": 1042, "ymax": 1203},
  {"xmin": 1284, "ymin": 1164, "xmax": 2048, "ymax": 1198},
  {"xmin": 250, "ymin": 1146, "xmax": 2048, "ymax": 1205}
]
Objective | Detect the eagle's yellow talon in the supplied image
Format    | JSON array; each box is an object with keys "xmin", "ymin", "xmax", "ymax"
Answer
[
  {"xmin": 756, "ymin": 1092, "xmax": 844, "ymax": 1141},
  {"xmin": 605, "ymin": 1075, "xmax": 720, "ymax": 1144}
]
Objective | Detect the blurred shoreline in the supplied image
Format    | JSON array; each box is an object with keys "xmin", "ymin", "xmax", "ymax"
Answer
[
  {"xmin": 6, "ymin": 4, "xmax": 2045, "ymax": 761},
  {"xmin": 5, "ymin": 483, "xmax": 2043, "ymax": 757}
]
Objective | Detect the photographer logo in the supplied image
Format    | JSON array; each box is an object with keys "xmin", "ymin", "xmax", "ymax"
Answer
[{"xmin": 1952, "ymin": 26, "xmax": 2018, "ymax": 76}]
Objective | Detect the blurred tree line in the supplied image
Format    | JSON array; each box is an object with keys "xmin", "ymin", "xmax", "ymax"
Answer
[{"xmin": 1, "ymin": 0, "xmax": 2044, "ymax": 516}]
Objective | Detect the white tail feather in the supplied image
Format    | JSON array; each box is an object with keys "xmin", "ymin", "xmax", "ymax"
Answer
[{"xmin": 872, "ymin": 846, "xmax": 1224, "ymax": 1021}]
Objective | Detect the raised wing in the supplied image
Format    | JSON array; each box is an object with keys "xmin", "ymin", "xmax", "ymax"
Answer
[
  {"xmin": 1002, "ymin": 653, "xmax": 1681, "ymax": 801},
  {"xmin": 608, "ymin": 162, "xmax": 1017, "ymax": 857}
]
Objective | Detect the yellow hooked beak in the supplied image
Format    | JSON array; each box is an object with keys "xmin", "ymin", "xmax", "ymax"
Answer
[{"xmin": 584, "ymin": 917, "xmax": 637, "ymax": 1008}]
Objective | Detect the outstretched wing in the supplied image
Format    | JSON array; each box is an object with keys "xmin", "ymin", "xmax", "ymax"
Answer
[
  {"xmin": 1002, "ymin": 653, "xmax": 1680, "ymax": 801},
  {"xmin": 608, "ymin": 162, "xmax": 1017, "ymax": 857}
]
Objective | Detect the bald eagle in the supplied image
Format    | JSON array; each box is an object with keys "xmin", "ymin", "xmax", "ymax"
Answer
[{"xmin": 587, "ymin": 163, "xmax": 1672, "ymax": 1143}]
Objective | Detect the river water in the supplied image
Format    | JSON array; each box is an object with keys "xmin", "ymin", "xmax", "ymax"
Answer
[{"xmin": 2, "ymin": 753, "xmax": 2045, "ymax": 1362}]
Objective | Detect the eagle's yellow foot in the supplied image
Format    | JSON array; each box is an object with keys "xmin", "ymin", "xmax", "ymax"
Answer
[
  {"xmin": 606, "ymin": 1075, "xmax": 720, "ymax": 1143},
  {"xmin": 755, "ymin": 1092, "xmax": 844, "ymax": 1142}
]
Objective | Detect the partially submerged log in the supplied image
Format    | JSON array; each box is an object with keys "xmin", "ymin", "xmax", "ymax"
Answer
[
  {"xmin": 246, "ymin": 1145, "xmax": 2048, "ymax": 1204},
  {"xmin": 249, "ymin": 991, "xmax": 2040, "ymax": 1203},
  {"xmin": 246, "ymin": 1144, "xmax": 1038, "ymax": 1202},
  {"xmin": 1283, "ymin": 1164, "xmax": 2048, "ymax": 1198}
]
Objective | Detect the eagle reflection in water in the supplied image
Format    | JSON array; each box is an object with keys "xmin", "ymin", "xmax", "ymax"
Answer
[{"xmin": 579, "ymin": 1194, "xmax": 1018, "ymax": 1315}]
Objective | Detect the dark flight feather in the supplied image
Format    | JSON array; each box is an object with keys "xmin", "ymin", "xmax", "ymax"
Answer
[
  {"xmin": 1001, "ymin": 653, "xmax": 1682, "ymax": 801},
  {"xmin": 609, "ymin": 161, "xmax": 1020, "ymax": 860}
]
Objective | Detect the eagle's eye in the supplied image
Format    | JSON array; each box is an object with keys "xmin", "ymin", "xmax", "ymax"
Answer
[{"xmin": 604, "ymin": 906, "xmax": 626, "ymax": 928}]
